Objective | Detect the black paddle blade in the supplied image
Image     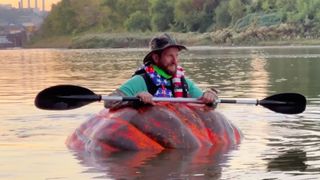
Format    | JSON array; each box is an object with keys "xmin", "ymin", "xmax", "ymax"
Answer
[
  {"xmin": 35, "ymin": 85, "xmax": 100, "ymax": 110},
  {"xmin": 259, "ymin": 93, "xmax": 306, "ymax": 114}
]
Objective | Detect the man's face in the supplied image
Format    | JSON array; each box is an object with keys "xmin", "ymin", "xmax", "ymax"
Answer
[{"xmin": 153, "ymin": 47, "xmax": 179, "ymax": 76}]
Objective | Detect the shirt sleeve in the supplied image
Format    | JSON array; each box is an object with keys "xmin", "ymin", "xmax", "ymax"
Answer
[
  {"xmin": 119, "ymin": 75, "xmax": 148, "ymax": 96},
  {"xmin": 185, "ymin": 78, "xmax": 204, "ymax": 98}
]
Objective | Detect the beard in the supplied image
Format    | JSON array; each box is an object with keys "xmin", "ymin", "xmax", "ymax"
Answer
[
  {"xmin": 161, "ymin": 63, "xmax": 177, "ymax": 76},
  {"xmin": 153, "ymin": 53, "xmax": 178, "ymax": 76}
]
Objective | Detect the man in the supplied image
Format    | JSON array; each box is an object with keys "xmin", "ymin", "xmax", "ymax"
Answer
[{"xmin": 105, "ymin": 33, "xmax": 218, "ymax": 109}]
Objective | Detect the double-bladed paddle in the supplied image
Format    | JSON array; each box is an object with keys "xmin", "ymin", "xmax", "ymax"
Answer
[{"xmin": 34, "ymin": 85, "xmax": 306, "ymax": 114}]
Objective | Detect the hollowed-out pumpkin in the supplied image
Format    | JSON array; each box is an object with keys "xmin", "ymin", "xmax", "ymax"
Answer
[{"xmin": 66, "ymin": 103, "xmax": 242, "ymax": 152}]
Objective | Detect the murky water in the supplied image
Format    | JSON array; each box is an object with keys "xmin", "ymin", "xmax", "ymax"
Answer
[{"xmin": 0, "ymin": 46, "xmax": 319, "ymax": 179}]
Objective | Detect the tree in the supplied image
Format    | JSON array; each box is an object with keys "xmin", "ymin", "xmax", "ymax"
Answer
[
  {"xmin": 228, "ymin": 0, "xmax": 245, "ymax": 24},
  {"xmin": 261, "ymin": 0, "xmax": 277, "ymax": 12},
  {"xmin": 215, "ymin": 1, "xmax": 232, "ymax": 28},
  {"xmin": 102, "ymin": 0, "xmax": 150, "ymax": 31},
  {"xmin": 149, "ymin": 0, "xmax": 174, "ymax": 31},
  {"xmin": 40, "ymin": 0, "xmax": 77, "ymax": 36},
  {"xmin": 71, "ymin": 0, "xmax": 102, "ymax": 33},
  {"xmin": 124, "ymin": 11, "xmax": 151, "ymax": 32},
  {"xmin": 174, "ymin": 0, "xmax": 214, "ymax": 32},
  {"xmin": 36, "ymin": 0, "xmax": 320, "ymax": 38},
  {"xmin": 275, "ymin": 0, "xmax": 297, "ymax": 12}
]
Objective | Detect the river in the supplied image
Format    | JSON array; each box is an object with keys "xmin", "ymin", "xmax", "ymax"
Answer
[{"xmin": 0, "ymin": 46, "xmax": 319, "ymax": 179}]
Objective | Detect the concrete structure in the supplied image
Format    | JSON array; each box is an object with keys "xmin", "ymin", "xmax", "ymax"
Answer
[
  {"xmin": 6, "ymin": 30, "xmax": 27, "ymax": 47},
  {"xmin": 0, "ymin": 36, "xmax": 14, "ymax": 48}
]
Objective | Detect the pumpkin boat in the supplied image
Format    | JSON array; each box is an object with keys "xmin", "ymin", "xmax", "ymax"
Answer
[
  {"xmin": 35, "ymin": 85, "xmax": 305, "ymax": 152},
  {"xmin": 66, "ymin": 103, "xmax": 242, "ymax": 152}
]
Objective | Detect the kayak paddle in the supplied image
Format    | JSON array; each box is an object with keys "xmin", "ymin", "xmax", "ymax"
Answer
[{"xmin": 35, "ymin": 85, "xmax": 306, "ymax": 114}]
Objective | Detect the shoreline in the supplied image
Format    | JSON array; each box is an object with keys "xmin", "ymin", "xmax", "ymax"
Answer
[
  {"xmin": 26, "ymin": 32, "xmax": 320, "ymax": 49},
  {"xmin": 17, "ymin": 44, "xmax": 320, "ymax": 51}
]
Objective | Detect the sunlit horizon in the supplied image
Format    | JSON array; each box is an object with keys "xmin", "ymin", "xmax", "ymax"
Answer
[{"xmin": 0, "ymin": 0, "xmax": 60, "ymax": 11}]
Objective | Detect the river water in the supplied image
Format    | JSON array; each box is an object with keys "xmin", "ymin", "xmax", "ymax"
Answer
[{"xmin": 0, "ymin": 46, "xmax": 319, "ymax": 179}]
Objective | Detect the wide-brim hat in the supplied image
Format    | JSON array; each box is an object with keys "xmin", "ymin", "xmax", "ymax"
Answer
[{"xmin": 143, "ymin": 33, "xmax": 187, "ymax": 64}]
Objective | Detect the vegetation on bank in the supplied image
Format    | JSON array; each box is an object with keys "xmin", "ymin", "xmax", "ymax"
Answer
[
  {"xmin": 26, "ymin": 36, "xmax": 72, "ymax": 48},
  {"xmin": 30, "ymin": 0, "xmax": 320, "ymax": 48}
]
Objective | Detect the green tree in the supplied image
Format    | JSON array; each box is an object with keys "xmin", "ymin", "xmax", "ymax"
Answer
[
  {"xmin": 228, "ymin": 0, "xmax": 245, "ymax": 24},
  {"xmin": 275, "ymin": 0, "xmax": 296, "ymax": 12},
  {"xmin": 71, "ymin": 0, "xmax": 103, "ymax": 33},
  {"xmin": 149, "ymin": 0, "xmax": 174, "ymax": 31},
  {"xmin": 288, "ymin": 0, "xmax": 311, "ymax": 23},
  {"xmin": 174, "ymin": 0, "xmax": 214, "ymax": 32},
  {"xmin": 102, "ymin": 0, "xmax": 129, "ymax": 31},
  {"xmin": 215, "ymin": 1, "xmax": 232, "ymax": 28},
  {"xmin": 261, "ymin": 0, "xmax": 277, "ymax": 12},
  {"xmin": 40, "ymin": 0, "xmax": 77, "ymax": 36},
  {"xmin": 124, "ymin": 11, "xmax": 151, "ymax": 32},
  {"xmin": 102, "ymin": 0, "xmax": 150, "ymax": 31},
  {"xmin": 36, "ymin": 0, "xmax": 320, "ymax": 39}
]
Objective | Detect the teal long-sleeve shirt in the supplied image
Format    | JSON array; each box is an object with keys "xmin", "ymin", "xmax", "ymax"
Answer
[{"xmin": 119, "ymin": 75, "xmax": 204, "ymax": 98}]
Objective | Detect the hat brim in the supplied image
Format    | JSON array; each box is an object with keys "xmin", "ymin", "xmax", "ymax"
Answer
[{"xmin": 143, "ymin": 45, "xmax": 187, "ymax": 64}]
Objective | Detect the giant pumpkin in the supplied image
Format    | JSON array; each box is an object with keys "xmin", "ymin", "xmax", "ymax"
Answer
[{"xmin": 66, "ymin": 103, "xmax": 242, "ymax": 152}]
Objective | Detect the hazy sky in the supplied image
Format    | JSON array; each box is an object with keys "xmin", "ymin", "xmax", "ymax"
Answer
[{"xmin": 0, "ymin": 0, "xmax": 60, "ymax": 10}]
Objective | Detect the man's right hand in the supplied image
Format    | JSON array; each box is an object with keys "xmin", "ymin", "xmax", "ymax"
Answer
[{"xmin": 137, "ymin": 92, "xmax": 156, "ymax": 105}]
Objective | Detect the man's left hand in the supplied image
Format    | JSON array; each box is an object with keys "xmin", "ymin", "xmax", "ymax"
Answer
[{"xmin": 200, "ymin": 89, "xmax": 219, "ymax": 107}]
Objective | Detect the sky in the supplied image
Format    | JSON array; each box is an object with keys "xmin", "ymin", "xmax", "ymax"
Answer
[{"xmin": 0, "ymin": 0, "xmax": 60, "ymax": 11}]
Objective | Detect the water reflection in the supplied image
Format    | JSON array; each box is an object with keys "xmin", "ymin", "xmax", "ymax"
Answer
[
  {"xmin": 72, "ymin": 146, "xmax": 236, "ymax": 179},
  {"xmin": 266, "ymin": 149, "xmax": 308, "ymax": 172},
  {"xmin": 182, "ymin": 48, "xmax": 272, "ymax": 98}
]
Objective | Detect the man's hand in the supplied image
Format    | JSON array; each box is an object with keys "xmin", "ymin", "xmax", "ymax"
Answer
[
  {"xmin": 137, "ymin": 92, "xmax": 156, "ymax": 105},
  {"xmin": 200, "ymin": 88, "xmax": 219, "ymax": 107}
]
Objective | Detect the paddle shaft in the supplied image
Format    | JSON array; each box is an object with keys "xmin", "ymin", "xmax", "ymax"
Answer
[
  {"xmin": 61, "ymin": 95, "xmax": 290, "ymax": 105},
  {"xmin": 99, "ymin": 96, "xmax": 289, "ymax": 105}
]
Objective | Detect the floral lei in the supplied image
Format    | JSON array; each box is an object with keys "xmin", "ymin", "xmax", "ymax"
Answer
[{"xmin": 144, "ymin": 65, "xmax": 186, "ymax": 97}]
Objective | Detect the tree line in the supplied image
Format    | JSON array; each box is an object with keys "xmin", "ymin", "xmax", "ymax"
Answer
[{"xmin": 39, "ymin": 0, "xmax": 320, "ymax": 38}]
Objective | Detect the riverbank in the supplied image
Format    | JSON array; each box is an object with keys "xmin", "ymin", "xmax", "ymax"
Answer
[
  {"xmin": 26, "ymin": 31, "xmax": 320, "ymax": 49},
  {"xmin": 26, "ymin": 36, "xmax": 73, "ymax": 48}
]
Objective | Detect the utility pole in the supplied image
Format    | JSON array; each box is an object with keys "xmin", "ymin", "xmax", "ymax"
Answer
[
  {"xmin": 35, "ymin": 0, "xmax": 38, "ymax": 10},
  {"xmin": 42, "ymin": 0, "xmax": 45, "ymax": 11}
]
